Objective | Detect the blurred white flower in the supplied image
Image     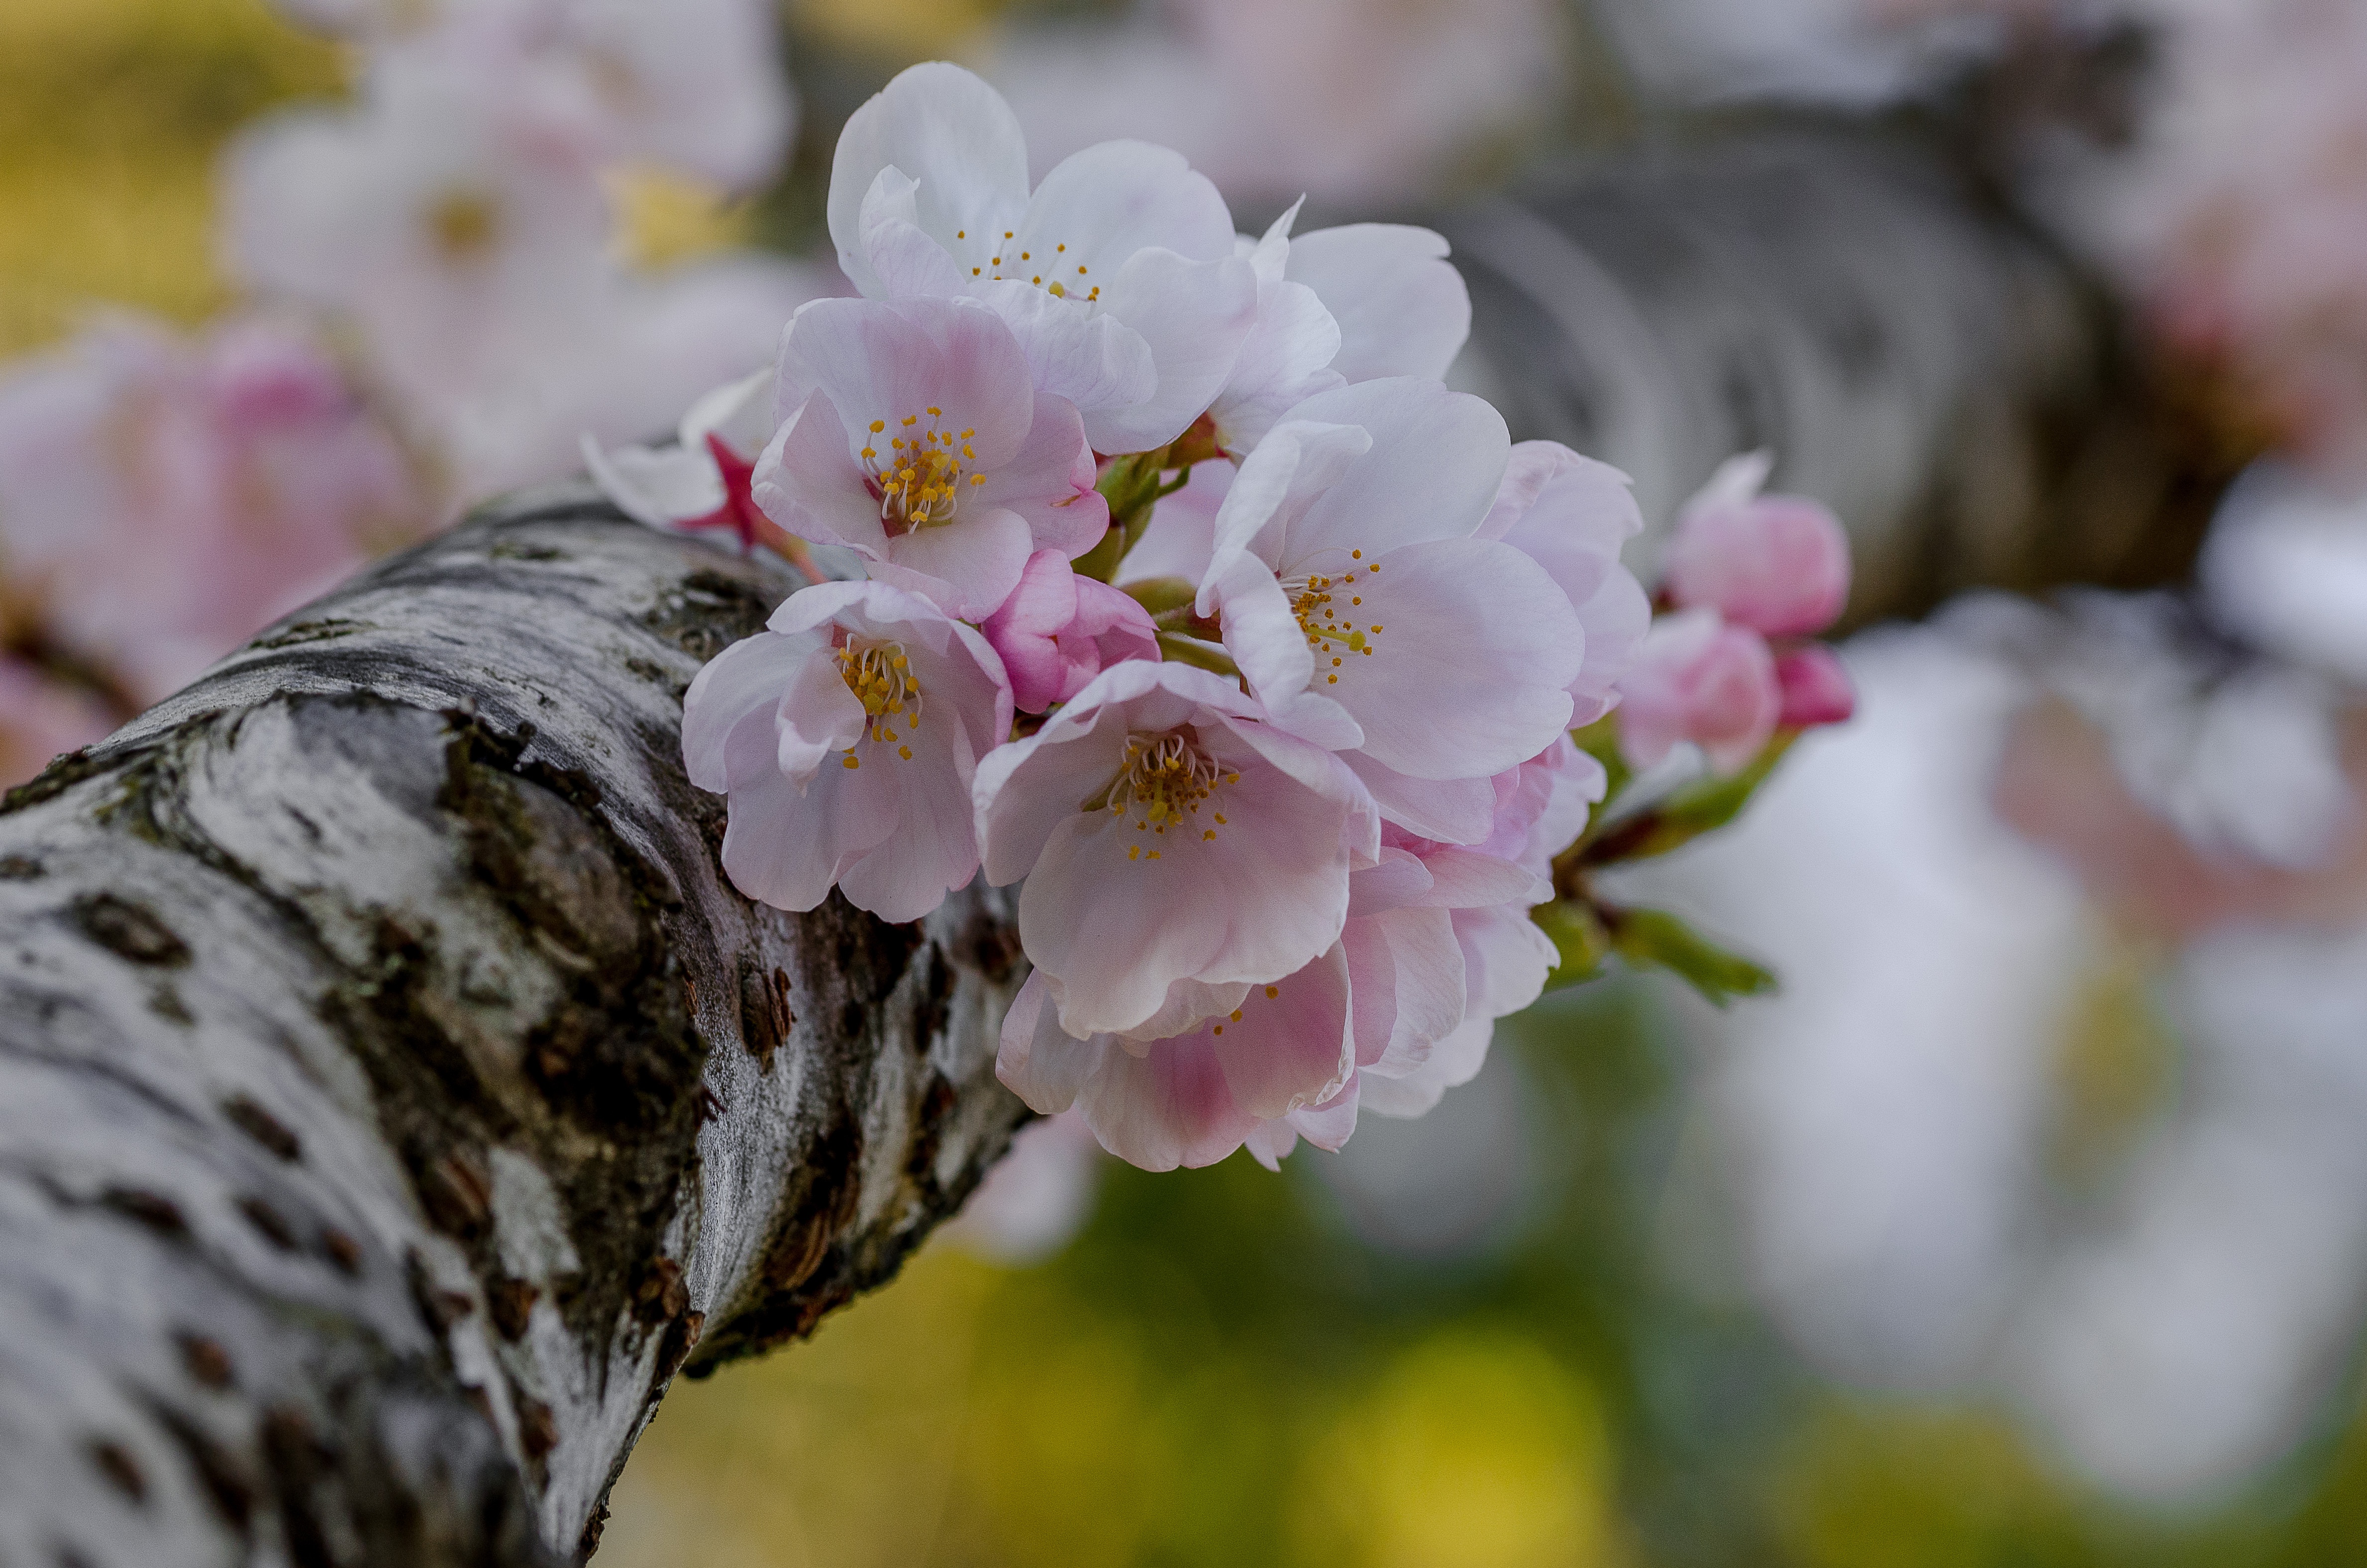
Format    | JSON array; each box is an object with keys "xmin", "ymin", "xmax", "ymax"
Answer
[
  {"xmin": 986, "ymin": 0, "xmax": 1563, "ymax": 208},
  {"xmin": 1617, "ymin": 593, "xmax": 2367, "ymax": 1496}
]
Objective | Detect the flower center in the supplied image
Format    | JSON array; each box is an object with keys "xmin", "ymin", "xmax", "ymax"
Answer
[
  {"xmin": 859, "ymin": 408, "xmax": 985, "ymax": 534},
  {"xmin": 427, "ymin": 189, "xmax": 501, "ymax": 262},
  {"xmin": 1283, "ymin": 547, "xmax": 1383, "ymax": 687},
  {"xmin": 953, "ymin": 227, "xmax": 1102, "ymax": 303},
  {"xmin": 834, "ymin": 637, "xmax": 921, "ymax": 768},
  {"xmin": 1082, "ymin": 730, "xmax": 1238, "ymax": 862}
]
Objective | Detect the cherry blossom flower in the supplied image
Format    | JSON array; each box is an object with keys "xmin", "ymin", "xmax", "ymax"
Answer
[
  {"xmin": 268, "ymin": 0, "xmax": 794, "ymax": 190},
  {"xmin": 1197, "ymin": 379, "xmax": 1587, "ymax": 842},
  {"xmin": 973, "ymin": 659, "xmax": 1375, "ymax": 1039},
  {"xmin": 584, "ymin": 370, "xmax": 774, "ymax": 548},
  {"xmin": 827, "ymin": 62, "xmax": 1259, "ymax": 455},
  {"xmin": 1245, "ymin": 736, "xmax": 1602, "ymax": 1163},
  {"xmin": 682, "ymin": 580, "xmax": 1013, "ymax": 924},
  {"xmin": 980, "ymin": 550, "xmax": 1159, "ymax": 714},
  {"xmin": 752, "ymin": 296, "xmax": 1106, "ymax": 621},
  {"xmin": 1661, "ymin": 451, "xmax": 1852, "ymax": 637},
  {"xmin": 1478, "ymin": 440, "xmax": 1652, "ymax": 727},
  {"xmin": 1616, "ymin": 608, "xmax": 1784, "ymax": 772},
  {"xmin": 227, "ymin": 42, "xmax": 815, "ymax": 501},
  {"xmin": 1203, "ymin": 209, "xmax": 1475, "ymax": 456},
  {"xmin": 998, "ymin": 944, "xmax": 1356, "ymax": 1171}
]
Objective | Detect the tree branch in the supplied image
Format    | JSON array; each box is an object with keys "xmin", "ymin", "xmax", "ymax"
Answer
[{"xmin": 0, "ymin": 489, "xmax": 1029, "ymax": 1566}]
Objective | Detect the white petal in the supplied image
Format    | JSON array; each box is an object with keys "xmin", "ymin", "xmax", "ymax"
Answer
[
  {"xmin": 584, "ymin": 435, "xmax": 720, "ymax": 528},
  {"xmin": 828, "ymin": 62, "xmax": 1028, "ymax": 297},
  {"xmin": 1019, "ymin": 139, "xmax": 1236, "ymax": 270},
  {"xmin": 997, "ymin": 972, "xmax": 1102, "ymax": 1115},
  {"xmin": 680, "ymin": 629, "xmax": 812, "ymax": 793},
  {"xmin": 1089, "ymin": 248, "xmax": 1259, "ymax": 453},
  {"xmin": 857, "ymin": 167, "xmax": 972, "ymax": 298},
  {"xmin": 1284, "ymin": 224, "xmax": 1471, "ymax": 383},
  {"xmin": 977, "ymin": 281, "xmax": 1158, "ymax": 425},
  {"xmin": 677, "ymin": 368, "xmax": 774, "ymax": 455},
  {"xmin": 1325, "ymin": 538, "xmax": 1581, "ymax": 780},
  {"xmin": 1278, "ymin": 378, "xmax": 1509, "ymax": 561},
  {"xmin": 1197, "ymin": 418, "xmax": 1372, "ymax": 614}
]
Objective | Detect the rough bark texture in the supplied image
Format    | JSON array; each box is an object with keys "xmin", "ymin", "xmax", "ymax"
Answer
[
  {"xmin": 1445, "ymin": 128, "xmax": 2232, "ymax": 620},
  {"xmin": 0, "ymin": 490, "xmax": 1030, "ymax": 1568},
  {"xmin": 0, "ymin": 129, "xmax": 2226, "ymax": 1568}
]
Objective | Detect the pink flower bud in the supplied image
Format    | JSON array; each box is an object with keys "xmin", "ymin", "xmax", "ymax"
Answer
[
  {"xmin": 1662, "ymin": 453, "xmax": 1851, "ymax": 637},
  {"xmin": 1774, "ymin": 644, "xmax": 1855, "ymax": 730},
  {"xmin": 981, "ymin": 550, "xmax": 1160, "ymax": 714},
  {"xmin": 1616, "ymin": 609, "xmax": 1781, "ymax": 773}
]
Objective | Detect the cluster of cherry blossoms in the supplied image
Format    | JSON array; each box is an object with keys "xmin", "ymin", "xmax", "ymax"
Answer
[{"xmin": 636, "ymin": 64, "xmax": 1857, "ymax": 1173}]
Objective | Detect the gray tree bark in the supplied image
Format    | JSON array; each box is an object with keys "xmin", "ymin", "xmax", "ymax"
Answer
[
  {"xmin": 1445, "ymin": 127, "xmax": 2231, "ymax": 620},
  {"xmin": 0, "ymin": 130, "xmax": 2224, "ymax": 1568},
  {"xmin": 0, "ymin": 489, "xmax": 1029, "ymax": 1568}
]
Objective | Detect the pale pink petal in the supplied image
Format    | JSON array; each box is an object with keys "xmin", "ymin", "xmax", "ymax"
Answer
[
  {"xmin": 680, "ymin": 628, "xmax": 815, "ymax": 792},
  {"xmin": 997, "ymin": 971, "xmax": 1100, "ymax": 1114},
  {"xmin": 1076, "ymin": 1031, "xmax": 1255, "ymax": 1171},
  {"xmin": 1018, "ymin": 138, "xmax": 1237, "ymax": 270},
  {"xmin": 718, "ymin": 758, "xmax": 894, "ymax": 913},
  {"xmin": 1209, "ymin": 942, "xmax": 1354, "ymax": 1119},
  {"xmin": 874, "ymin": 503, "xmax": 1036, "ymax": 622},
  {"xmin": 1344, "ymin": 752, "xmax": 1498, "ymax": 845},
  {"xmin": 752, "ymin": 390, "xmax": 891, "ymax": 553},
  {"xmin": 776, "ymin": 295, "xmax": 1033, "ymax": 466},
  {"xmin": 1361, "ymin": 1016, "xmax": 1491, "ymax": 1119},
  {"xmin": 584, "ymin": 435, "xmax": 723, "ymax": 528},
  {"xmin": 976, "ymin": 281, "xmax": 1158, "ymax": 425},
  {"xmin": 1311, "ymin": 537, "xmax": 1581, "ymax": 781},
  {"xmin": 856, "ymin": 168, "xmax": 975, "ymax": 298},
  {"xmin": 970, "ymin": 392, "xmax": 1107, "ymax": 557},
  {"xmin": 1197, "ymin": 417, "xmax": 1372, "ymax": 613}
]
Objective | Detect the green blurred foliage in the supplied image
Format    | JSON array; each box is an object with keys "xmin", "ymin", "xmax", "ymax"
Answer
[{"xmin": 605, "ymin": 981, "xmax": 2367, "ymax": 1566}]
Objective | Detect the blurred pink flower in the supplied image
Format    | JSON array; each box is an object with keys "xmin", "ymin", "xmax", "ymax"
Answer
[
  {"xmin": 1774, "ymin": 644, "xmax": 1859, "ymax": 729},
  {"xmin": 226, "ymin": 43, "xmax": 818, "ymax": 501},
  {"xmin": 0, "ymin": 313, "xmax": 429, "ymax": 710},
  {"xmin": 0, "ymin": 657, "xmax": 114, "ymax": 790},
  {"xmin": 1616, "ymin": 608, "xmax": 1784, "ymax": 772},
  {"xmin": 2083, "ymin": 0, "xmax": 2367, "ymax": 475}
]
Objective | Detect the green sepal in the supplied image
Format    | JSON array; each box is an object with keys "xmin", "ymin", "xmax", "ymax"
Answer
[
  {"xmin": 1534, "ymin": 900, "xmax": 1611, "ymax": 992},
  {"xmin": 1578, "ymin": 731, "xmax": 1795, "ymax": 867},
  {"xmin": 1604, "ymin": 906, "xmax": 1777, "ymax": 1007}
]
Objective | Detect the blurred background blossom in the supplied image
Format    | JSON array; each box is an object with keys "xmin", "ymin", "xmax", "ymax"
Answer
[{"xmin": 10, "ymin": 0, "xmax": 2367, "ymax": 1563}]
